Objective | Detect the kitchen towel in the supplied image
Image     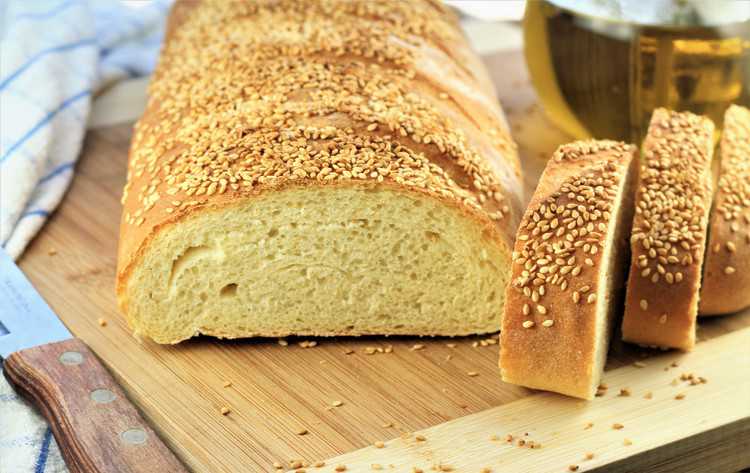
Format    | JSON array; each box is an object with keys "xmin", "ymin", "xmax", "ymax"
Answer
[{"xmin": 0, "ymin": 1, "xmax": 171, "ymax": 471}]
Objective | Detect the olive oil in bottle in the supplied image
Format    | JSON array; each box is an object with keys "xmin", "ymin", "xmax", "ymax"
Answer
[{"xmin": 524, "ymin": 0, "xmax": 750, "ymax": 142}]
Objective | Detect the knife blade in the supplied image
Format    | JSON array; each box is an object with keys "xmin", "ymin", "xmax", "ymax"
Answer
[{"xmin": 0, "ymin": 248, "xmax": 186, "ymax": 473}]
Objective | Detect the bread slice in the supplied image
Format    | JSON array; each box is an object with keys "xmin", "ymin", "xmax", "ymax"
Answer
[
  {"xmin": 116, "ymin": 0, "xmax": 524, "ymax": 344},
  {"xmin": 699, "ymin": 105, "xmax": 750, "ymax": 315},
  {"xmin": 500, "ymin": 140, "xmax": 637, "ymax": 399},
  {"xmin": 621, "ymin": 109, "xmax": 715, "ymax": 350}
]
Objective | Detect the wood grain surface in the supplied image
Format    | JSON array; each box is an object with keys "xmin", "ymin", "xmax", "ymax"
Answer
[
  {"xmin": 4, "ymin": 339, "xmax": 187, "ymax": 473},
  {"xmin": 16, "ymin": 50, "xmax": 750, "ymax": 472}
]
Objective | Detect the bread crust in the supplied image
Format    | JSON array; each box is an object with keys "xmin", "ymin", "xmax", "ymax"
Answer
[
  {"xmin": 500, "ymin": 140, "xmax": 637, "ymax": 399},
  {"xmin": 621, "ymin": 109, "xmax": 715, "ymax": 350},
  {"xmin": 116, "ymin": 1, "xmax": 523, "ymax": 331},
  {"xmin": 699, "ymin": 105, "xmax": 750, "ymax": 315}
]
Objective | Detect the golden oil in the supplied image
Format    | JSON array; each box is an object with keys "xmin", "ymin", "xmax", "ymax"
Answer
[{"xmin": 524, "ymin": 0, "xmax": 750, "ymax": 142}]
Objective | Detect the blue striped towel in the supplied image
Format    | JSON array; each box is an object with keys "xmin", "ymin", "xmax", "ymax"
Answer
[{"xmin": 0, "ymin": 1, "xmax": 171, "ymax": 471}]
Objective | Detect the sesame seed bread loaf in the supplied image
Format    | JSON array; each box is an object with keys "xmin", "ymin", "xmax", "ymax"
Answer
[
  {"xmin": 699, "ymin": 105, "xmax": 750, "ymax": 315},
  {"xmin": 621, "ymin": 109, "xmax": 715, "ymax": 350},
  {"xmin": 115, "ymin": 0, "xmax": 524, "ymax": 344},
  {"xmin": 500, "ymin": 141, "xmax": 638, "ymax": 399}
]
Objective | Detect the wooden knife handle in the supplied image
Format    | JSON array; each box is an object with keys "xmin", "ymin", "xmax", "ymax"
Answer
[{"xmin": 3, "ymin": 338, "xmax": 187, "ymax": 473}]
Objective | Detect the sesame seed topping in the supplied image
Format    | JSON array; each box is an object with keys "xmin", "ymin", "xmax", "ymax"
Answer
[
  {"xmin": 724, "ymin": 266, "xmax": 736, "ymax": 275},
  {"xmin": 542, "ymin": 319, "xmax": 554, "ymax": 327},
  {"xmin": 119, "ymin": 0, "xmax": 520, "ymax": 251},
  {"xmin": 640, "ymin": 299, "xmax": 648, "ymax": 310},
  {"xmin": 522, "ymin": 320, "xmax": 535, "ymax": 329}
]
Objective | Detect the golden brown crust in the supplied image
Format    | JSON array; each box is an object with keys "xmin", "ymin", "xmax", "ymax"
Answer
[
  {"xmin": 116, "ymin": 1, "xmax": 523, "ymax": 315},
  {"xmin": 699, "ymin": 105, "xmax": 750, "ymax": 315},
  {"xmin": 500, "ymin": 140, "xmax": 637, "ymax": 399},
  {"xmin": 621, "ymin": 109, "xmax": 715, "ymax": 350}
]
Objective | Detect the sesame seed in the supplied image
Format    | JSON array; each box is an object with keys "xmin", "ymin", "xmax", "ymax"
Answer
[
  {"xmin": 335, "ymin": 465, "xmax": 347, "ymax": 472},
  {"xmin": 612, "ymin": 423, "xmax": 624, "ymax": 430},
  {"xmin": 331, "ymin": 400, "xmax": 343, "ymax": 407},
  {"xmin": 585, "ymin": 453, "xmax": 594, "ymax": 460},
  {"xmin": 587, "ymin": 293, "xmax": 597, "ymax": 304},
  {"xmin": 296, "ymin": 428, "xmax": 308, "ymax": 435},
  {"xmin": 623, "ymin": 439, "xmax": 633, "ymax": 446},
  {"xmin": 675, "ymin": 393, "xmax": 686, "ymax": 400},
  {"xmin": 374, "ymin": 441, "xmax": 385, "ymax": 448},
  {"xmin": 725, "ymin": 266, "xmax": 736, "ymax": 275},
  {"xmin": 522, "ymin": 320, "xmax": 535, "ymax": 329},
  {"xmin": 222, "ymin": 381, "xmax": 232, "ymax": 388},
  {"xmin": 97, "ymin": 318, "xmax": 107, "ymax": 327},
  {"xmin": 314, "ymin": 461, "xmax": 325, "ymax": 468},
  {"xmin": 542, "ymin": 319, "xmax": 554, "ymax": 327},
  {"xmin": 537, "ymin": 305, "xmax": 547, "ymax": 314},
  {"xmin": 467, "ymin": 371, "xmax": 479, "ymax": 377},
  {"xmin": 640, "ymin": 299, "xmax": 648, "ymax": 310},
  {"xmin": 415, "ymin": 434, "xmax": 426, "ymax": 441},
  {"xmin": 220, "ymin": 406, "xmax": 230, "ymax": 415}
]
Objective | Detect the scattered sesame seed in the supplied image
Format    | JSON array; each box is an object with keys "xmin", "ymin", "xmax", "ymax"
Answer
[
  {"xmin": 372, "ymin": 464, "xmax": 383, "ymax": 470},
  {"xmin": 273, "ymin": 462, "xmax": 283, "ymax": 469},
  {"xmin": 97, "ymin": 318, "xmax": 107, "ymax": 327},
  {"xmin": 220, "ymin": 406, "xmax": 230, "ymax": 415},
  {"xmin": 277, "ymin": 339, "xmax": 288, "ymax": 346},
  {"xmin": 222, "ymin": 381, "xmax": 232, "ymax": 388},
  {"xmin": 445, "ymin": 343, "xmax": 457, "ymax": 348},
  {"xmin": 569, "ymin": 465, "xmax": 579, "ymax": 472},
  {"xmin": 334, "ymin": 465, "xmax": 347, "ymax": 472},
  {"xmin": 290, "ymin": 461, "xmax": 303, "ymax": 469},
  {"xmin": 374, "ymin": 441, "xmax": 385, "ymax": 448},
  {"xmin": 296, "ymin": 428, "xmax": 308, "ymax": 435},
  {"xmin": 47, "ymin": 249, "xmax": 57, "ymax": 256},
  {"xmin": 415, "ymin": 434, "xmax": 426, "ymax": 442},
  {"xmin": 644, "ymin": 391, "xmax": 653, "ymax": 399},
  {"xmin": 612, "ymin": 423, "xmax": 624, "ymax": 430},
  {"xmin": 623, "ymin": 438, "xmax": 633, "ymax": 446},
  {"xmin": 584, "ymin": 453, "xmax": 594, "ymax": 460},
  {"xmin": 619, "ymin": 388, "xmax": 631, "ymax": 397},
  {"xmin": 467, "ymin": 371, "xmax": 479, "ymax": 377},
  {"xmin": 584, "ymin": 422, "xmax": 594, "ymax": 430},
  {"xmin": 411, "ymin": 343, "xmax": 425, "ymax": 351},
  {"xmin": 331, "ymin": 400, "xmax": 343, "ymax": 407},
  {"xmin": 675, "ymin": 393, "xmax": 686, "ymax": 400},
  {"xmin": 314, "ymin": 461, "xmax": 325, "ymax": 468}
]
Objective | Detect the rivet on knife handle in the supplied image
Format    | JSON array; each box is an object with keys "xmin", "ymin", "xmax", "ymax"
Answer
[{"xmin": 3, "ymin": 338, "xmax": 187, "ymax": 473}]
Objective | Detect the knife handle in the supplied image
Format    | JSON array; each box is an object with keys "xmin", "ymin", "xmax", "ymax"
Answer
[{"xmin": 3, "ymin": 338, "xmax": 187, "ymax": 473}]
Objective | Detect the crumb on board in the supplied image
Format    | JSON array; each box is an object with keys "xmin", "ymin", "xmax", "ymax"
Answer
[
  {"xmin": 415, "ymin": 434, "xmax": 427, "ymax": 442},
  {"xmin": 296, "ymin": 428, "xmax": 308, "ymax": 435},
  {"xmin": 220, "ymin": 406, "xmax": 230, "ymax": 415},
  {"xmin": 47, "ymin": 248, "xmax": 57, "ymax": 256},
  {"xmin": 331, "ymin": 400, "xmax": 344, "ymax": 407},
  {"xmin": 585, "ymin": 453, "xmax": 594, "ymax": 460},
  {"xmin": 381, "ymin": 422, "xmax": 394, "ymax": 428},
  {"xmin": 568, "ymin": 465, "xmax": 579, "ymax": 472},
  {"xmin": 619, "ymin": 388, "xmax": 631, "ymax": 397},
  {"xmin": 584, "ymin": 422, "xmax": 594, "ymax": 430},
  {"xmin": 222, "ymin": 381, "xmax": 232, "ymax": 388},
  {"xmin": 97, "ymin": 318, "xmax": 107, "ymax": 327},
  {"xmin": 374, "ymin": 441, "xmax": 385, "ymax": 448},
  {"xmin": 612, "ymin": 423, "xmax": 624, "ymax": 430},
  {"xmin": 644, "ymin": 391, "xmax": 653, "ymax": 399},
  {"xmin": 675, "ymin": 393, "xmax": 686, "ymax": 400},
  {"xmin": 334, "ymin": 465, "xmax": 347, "ymax": 472}
]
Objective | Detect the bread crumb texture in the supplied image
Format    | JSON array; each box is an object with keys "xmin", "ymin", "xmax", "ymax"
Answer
[{"xmin": 117, "ymin": 0, "xmax": 523, "ymax": 343}]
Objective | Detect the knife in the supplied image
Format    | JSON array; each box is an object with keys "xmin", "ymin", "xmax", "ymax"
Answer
[{"xmin": 0, "ymin": 249, "xmax": 187, "ymax": 473}]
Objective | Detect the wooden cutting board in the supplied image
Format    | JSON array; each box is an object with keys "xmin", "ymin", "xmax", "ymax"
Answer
[{"xmin": 17, "ymin": 49, "xmax": 750, "ymax": 473}]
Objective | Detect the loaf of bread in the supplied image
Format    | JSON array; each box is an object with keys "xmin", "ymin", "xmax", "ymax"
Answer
[
  {"xmin": 499, "ymin": 140, "xmax": 637, "ymax": 399},
  {"xmin": 621, "ymin": 109, "xmax": 715, "ymax": 350},
  {"xmin": 699, "ymin": 105, "xmax": 750, "ymax": 315},
  {"xmin": 116, "ymin": 0, "xmax": 524, "ymax": 344}
]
